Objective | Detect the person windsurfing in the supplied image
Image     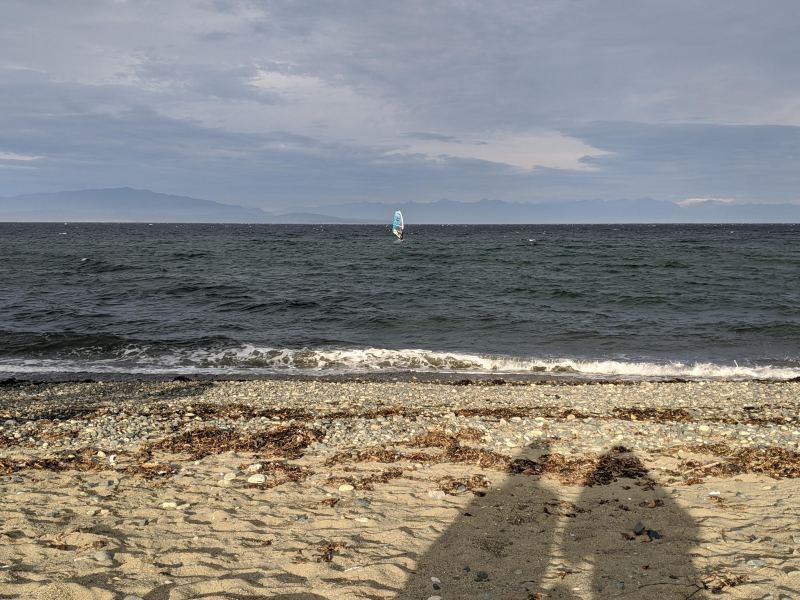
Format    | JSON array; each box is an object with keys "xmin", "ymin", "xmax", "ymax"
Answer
[{"xmin": 392, "ymin": 210, "xmax": 404, "ymax": 240}]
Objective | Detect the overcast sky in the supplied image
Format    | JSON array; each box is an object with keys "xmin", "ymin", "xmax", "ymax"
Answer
[{"xmin": 1, "ymin": 0, "xmax": 799, "ymax": 210}]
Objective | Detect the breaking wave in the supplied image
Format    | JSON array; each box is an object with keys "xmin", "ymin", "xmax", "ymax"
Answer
[{"xmin": 0, "ymin": 346, "xmax": 798, "ymax": 381}]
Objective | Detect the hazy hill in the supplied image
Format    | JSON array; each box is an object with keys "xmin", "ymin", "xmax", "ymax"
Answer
[
  {"xmin": 0, "ymin": 188, "xmax": 270, "ymax": 223},
  {"xmin": 313, "ymin": 198, "xmax": 800, "ymax": 224},
  {"xmin": 1, "ymin": 188, "xmax": 798, "ymax": 223}
]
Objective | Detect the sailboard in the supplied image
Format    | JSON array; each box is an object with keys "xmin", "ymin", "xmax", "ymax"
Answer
[{"xmin": 392, "ymin": 210, "xmax": 404, "ymax": 240}]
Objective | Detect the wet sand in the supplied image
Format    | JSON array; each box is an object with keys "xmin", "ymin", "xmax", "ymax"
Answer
[{"xmin": 1, "ymin": 379, "xmax": 799, "ymax": 599}]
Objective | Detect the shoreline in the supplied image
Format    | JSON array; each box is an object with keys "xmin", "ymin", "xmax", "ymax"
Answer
[
  {"xmin": 3, "ymin": 370, "xmax": 800, "ymax": 386},
  {"xmin": 1, "ymin": 379, "xmax": 798, "ymax": 598}
]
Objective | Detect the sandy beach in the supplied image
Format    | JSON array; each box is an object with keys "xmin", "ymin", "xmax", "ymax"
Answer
[{"xmin": 1, "ymin": 379, "xmax": 798, "ymax": 599}]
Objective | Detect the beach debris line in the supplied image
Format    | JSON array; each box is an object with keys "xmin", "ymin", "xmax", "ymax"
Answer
[
  {"xmin": 146, "ymin": 424, "xmax": 325, "ymax": 459},
  {"xmin": 437, "ymin": 474, "xmax": 491, "ymax": 495},
  {"xmin": 327, "ymin": 467, "xmax": 404, "ymax": 491}
]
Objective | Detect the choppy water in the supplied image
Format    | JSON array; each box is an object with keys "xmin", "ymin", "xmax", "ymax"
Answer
[{"xmin": 0, "ymin": 223, "xmax": 798, "ymax": 380}]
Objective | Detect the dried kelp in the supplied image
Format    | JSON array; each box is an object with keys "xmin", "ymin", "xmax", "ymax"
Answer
[
  {"xmin": 437, "ymin": 474, "xmax": 490, "ymax": 495},
  {"xmin": 245, "ymin": 462, "xmax": 312, "ymax": 490},
  {"xmin": 327, "ymin": 467, "xmax": 404, "ymax": 490},
  {"xmin": 147, "ymin": 424, "xmax": 324, "ymax": 459},
  {"xmin": 611, "ymin": 407, "xmax": 693, "ymax": 422},
  {"xmin": 541, "ymin": 447, "xmax": 651, "ymax": 486},
  {"xmin": 681, "ymin": 446, "xmax": 800, "ymax": 481}
]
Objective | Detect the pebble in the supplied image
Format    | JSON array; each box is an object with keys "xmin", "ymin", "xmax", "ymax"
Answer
[
  {"xmin": 475, "ymin": 570, "xmax": 489, "ymax": 582},
  {"xmin": 354, "ymin": 498, "xmax": 371, "ymax": 508},
  {"xmin": 222, "ymin": 472, "xmax": 237, "ymax": 481},
  {"xmin": 746, "ymin": 558, "xmax": 767, "ymax": 567},
  {"xmin": 161, "ymin": 501, "xmax": 178, "ymax": 509},
  {"xmin": 123, "ymin": 596, "xmax": 145, "ymax": 600},
  {"xmin": 427, "ymin": 490, "xmax": 446, "ymax": 499},
  {"xmin": 247, "ymin": 463, "xmax": 262, "ymax": 472},
  {"xmin": 247, "ymin": 474, "xmax": 266, "ymax": 484},
  {"xmin": 338, "ymin": 484, "xmax": 354, "ymax": 492},
  {"xmin": 93, "ymin": 550, "xmax": 113, "ymax": 563}
]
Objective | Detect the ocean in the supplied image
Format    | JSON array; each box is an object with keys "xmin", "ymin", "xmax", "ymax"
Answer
[{"xmin": 0, "ymin": 223, "xmax": 798, "ymax": 381}]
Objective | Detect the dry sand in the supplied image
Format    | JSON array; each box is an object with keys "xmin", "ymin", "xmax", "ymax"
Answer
[{"xmin": 1, "ymin": 379, "xmax": 799, "ymax": 599}]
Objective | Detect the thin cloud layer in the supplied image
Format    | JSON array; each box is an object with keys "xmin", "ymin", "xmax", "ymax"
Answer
[{"xmin": 1, "ymin": 0, "xmax": 798, "ymax": 208}]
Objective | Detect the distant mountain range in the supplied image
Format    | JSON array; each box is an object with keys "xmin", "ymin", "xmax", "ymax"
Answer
[
  {"xmin": 0, "ymin": 188, "xmax": 267, "ymax": 223},
  {"xmin": 1, "ymin": 187, "xmax": 799, "ymax": 223},
  {"xmin": 314, "ymin": 198, "xmax": 800, "ymax": 223}
]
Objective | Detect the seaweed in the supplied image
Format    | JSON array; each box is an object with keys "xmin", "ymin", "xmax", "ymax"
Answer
[
  {"xmin": 611, "ymin": 407, "xmax": 693, "ymax": 422},
  {"xmin": 245, "ymin": 462, "xmax": 312, "ymax": 490},
  {"xmin": 146, "ymin": 424, "xmax": 325, "ymax": 459},
  {"xmin": 437, "ymin": 474, "xmax": 490, "ymax": 495},
  {"xmin": 680, "ymin": 446, "xmax": 800, "ymax": 481},
  {"xmin": 327, "ymin": 467, "xmax": 404, "ymax": 490}
]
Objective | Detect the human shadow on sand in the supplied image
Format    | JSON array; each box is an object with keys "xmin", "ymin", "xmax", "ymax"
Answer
[{"xmin": 398, "ymin": 445, "xmax": 701, "ymax": 599}]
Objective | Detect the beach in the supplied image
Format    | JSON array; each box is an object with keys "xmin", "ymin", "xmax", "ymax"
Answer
[{"xmin": 0, "ymin": 379, "xmax": 798, "ymax": 599}]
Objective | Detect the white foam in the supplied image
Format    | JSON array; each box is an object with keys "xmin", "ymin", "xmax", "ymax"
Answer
[{"xmin": 0, "ymin": 346, "xmax": 798, "ymax": 380}]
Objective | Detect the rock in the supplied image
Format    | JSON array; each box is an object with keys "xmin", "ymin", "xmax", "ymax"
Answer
[
  {"xmin": 746, "ymin": 558, "xmax": 767, "ymax": 568},
  {"xmin": 354, "ymin": 498, "xmax": 371, "ymax": 508},
  {"xmin": 247, "ymin": 474, "xmax": 266, "ymax": 484},
  {"xmin": 93, "ymin": 550, "xmax": 113, "ymax": 562},
  {"xmin": 223, "ymin": 472, "xmax": 237, "ymax": 481},
  {"xmin": 338, "ymin": 484, "xmax": 354, "ymax": 492},
  {"xmin": 646, "ymin": 529, "xmax": 662, "ymax": 541},
  {"xmin": 633, "ymin": 521, "xmax": 646, "ymax": 535},
  {"xmin": 161, "ymin": 501, "xmax": 178, "ymax": 509},
  {"xmin": 123, "ymin": 596, "xmax": 145, "ymax": 600},
  {"xmin": 427, "ymin": 490, "xmax": 446, "ymax": 499},
  {"xmin": 698, "ymin": 425, "xmax": 710, "ymax": 432},
  {"xmin": 247, "ymin": 463, "xmax": 262, "ymax": 473},
  {"xmin": 475, "ymin": 570, "xmax": 489, "ymax": 582}
]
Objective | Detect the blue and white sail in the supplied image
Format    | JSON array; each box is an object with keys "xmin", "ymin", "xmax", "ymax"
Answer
[{"xmin": 392, "ymin": 210, "xmax": 404, "ymax": 239}]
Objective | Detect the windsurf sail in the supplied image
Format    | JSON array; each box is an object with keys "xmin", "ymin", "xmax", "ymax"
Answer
[{"xmin": 392, "ymin": 210, "xmax": 404, "ymax": 239}]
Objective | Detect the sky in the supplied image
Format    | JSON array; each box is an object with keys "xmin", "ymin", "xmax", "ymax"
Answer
[{"xmin": 1, "ymin": 0, "xmax": 799, "ymax": 211}]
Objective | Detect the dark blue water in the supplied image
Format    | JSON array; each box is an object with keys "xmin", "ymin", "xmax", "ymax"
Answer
[{"xmin": 1, "ymin": 223, "xmax": 798, "ymax": 379}]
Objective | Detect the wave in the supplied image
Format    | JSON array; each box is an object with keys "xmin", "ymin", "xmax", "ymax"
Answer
[{"xmin": 0, "ymin": 346, "xmax": 798, "ymax": 381}]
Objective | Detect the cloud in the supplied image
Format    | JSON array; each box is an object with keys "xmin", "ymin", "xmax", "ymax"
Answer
[
  {"xmin": 1, "ymin": 1, "xmax": 799, "ymax": 210},
  {"xmin": 388, "ymin": 131, "xmax": 610, "ymax": 171},
  {"xmin": 675, "ymin": 197, "xmax": 736, "ymax": 207},
  {"xmin": 0, "ymin": 151, "xmax": 43, "ymax": 161}
]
